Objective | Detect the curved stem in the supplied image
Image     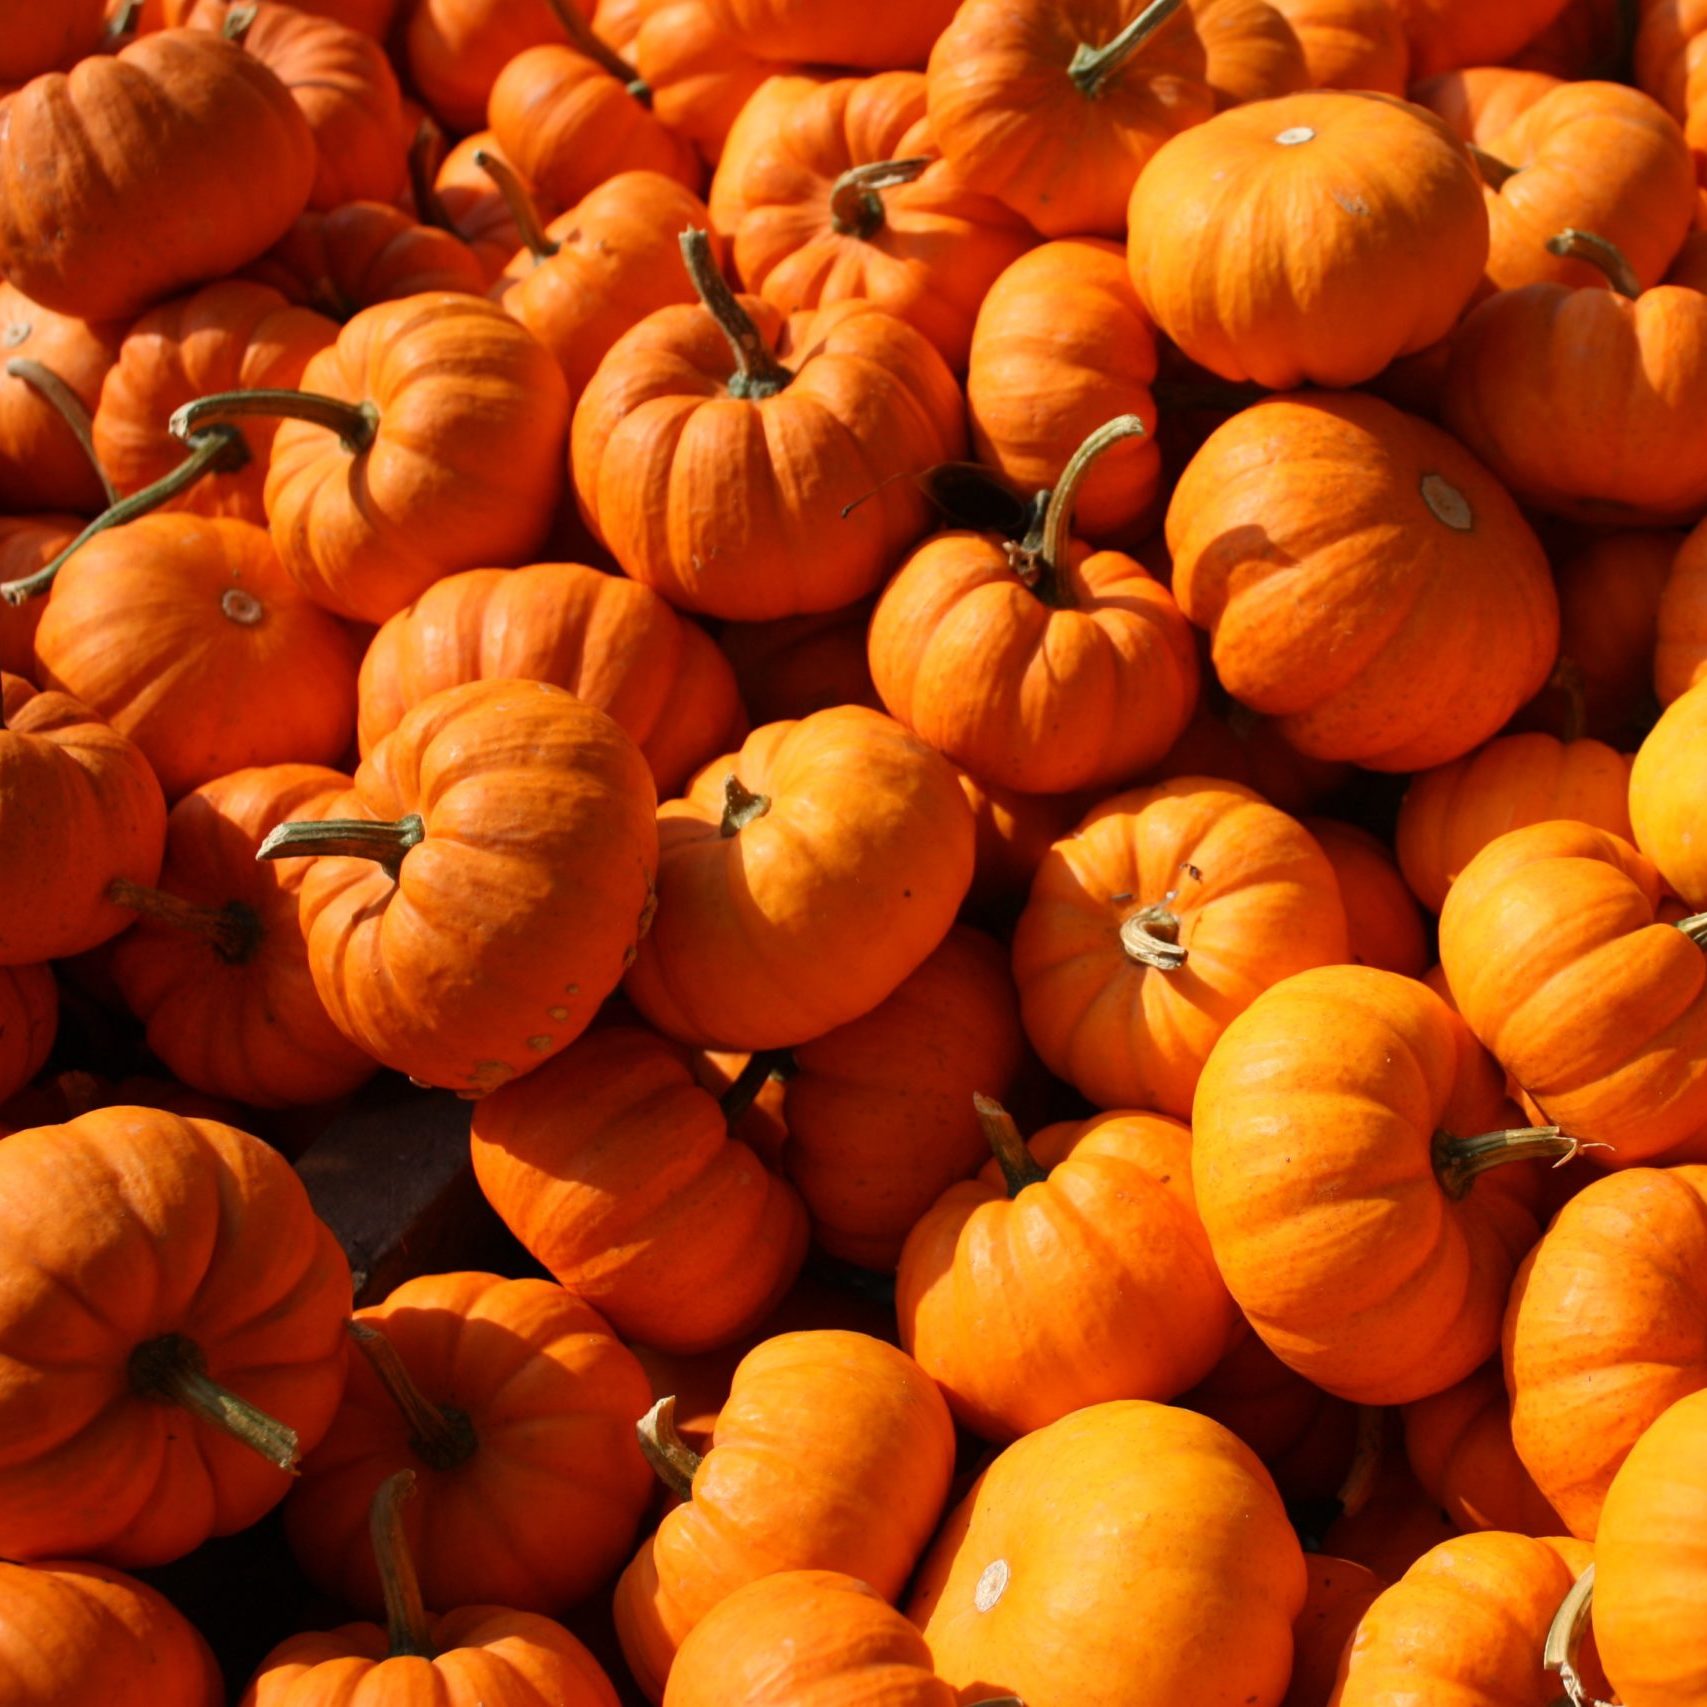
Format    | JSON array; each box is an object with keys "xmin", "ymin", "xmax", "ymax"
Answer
[
  {"xmin": 408, "ymin": 119, "xmax": 460, "ymax": 238},
  {"xmin": 223, "ymin": 3, "xmax": 258, "ymax": 42},
  {"xmin": 1547, "ymin": 229, "xmax": 1641, "ymax": 299},
  {"xmin": 719, "ymin": 773, "xmax": 771, "ymax": 837},
  {"xmin": 1120, "ymin": 904, "xmax": 1187, "ymax": 971},
  {"xmin": 1432, "ymin": 1126, "xmax": 1596, "ymax": 1201},
  {"xmin": 638, "ymin": 1395, "xmax": 702, "ymax": 1500},
  {"xmin": 5, "ymin": 359, "xmax": 117, "ymax": 505},
  {"xmin": 257, "ymin": 814, "xmax": 424, "ymax": 883},
  {"xmin": 543, "ymin": 0, "xmax": 651, "ymax": 101},
  {"xmin": 1466, "ymin": 143, "xmax": 1517, "ymax": 189},
  {"xmin": 1067, "ymin": 0, "xmax": 1186, "ymax": 98},
  {"xmin": 718, "ymin": 1049, "xmax": 790, "ymax": 1126},
  {"xmin": 1545, "ymin": 1564, "xmax": 1609, "ymax": 1707},
  {"xmin": 171, "ymin": 390, "xmax": 378, "ymax": 457},
  {"xmin": 348, "ymin": 1321, "xmax": 477, "ymax": 1472},
  {"xmin": 128, "ymin": 1333, "xmax": 299, "ymax": 1471},
  {"xmin": 106, "ymin": 878, "xmax": 262, "ymax": 966},
  {"xmin": 1013, "ymin": 413, "xmax": 1148, "ymax": 603},
  {"xmin": 473, "ymin": 148, "xmax": 559, "ymax": 263},
  {"xmin": 680, "ymin": 229, "xmax": 792, "ymax": 401},
  {"xmin": 0, "ymin": 425, "xmax": 251, "ymax": 607},
  {"xmin": 973, "ymin": 1093, "xmax": 1047, "ymax": 1197},
  {"xmin": 369, "ymin": 1471, "xmax": 435, "ymax": 1660},
  {"xmin": 1337, "ymin": 1406, "xmax": 1385, "ymax": 1519},
  {"xmin": 1679, "ymin": 910, "xmax": 1707, "ymax": 947},
  {"xmin": 828, "ymin": 156, "xmax": 933, "ymax": 239}
]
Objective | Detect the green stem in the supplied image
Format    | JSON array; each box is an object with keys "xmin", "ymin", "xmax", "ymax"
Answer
[
  {"xmin": 171, "ymin": 390, "xmax": 379, "ymax": 458},
  {"xmin": 1679, "ymin": 911, "xmax": 1707, "ymax": 947},
  {"xmin": 828, "ymin": 156, "xmax": 933, "ymax": 239},
  {"xmin": 1067, "ymin": 0, "xmax": 1187, "ymax": 98},
  {"xmin": 348, "ymin": 1321, "xmax": 477, "ymax": 1472},
  {"xmin": 1466, "ymin": 143, "xmax": 1517, "ymax": 190},
  {"xmin": 408, "ymin": 119, "xmax": 461, "ymax": 239},
  {"xmin": 1546, "ymin": 228, "xmax": 1641, "ymax": 299},
  {"xmin": 257, "ymin": 814, "xmax": 425, "ymax": 883},
  {"xmin": 128, "ymin": 1333, "xmax": 299, "ymax": 1471},
  {"xmin": 638, "ymin": 1396, "xmax": 702, "ymax": 1500},
  {"xmin": 973, "ymin": 1094, "xmax": 1047, "ymax": 1197},
  {"xmin": 543, "ymin": 0, "xmax": 653, "ymax": 102},
  {"xmin": 0, "ymin": 425, "xmax": 251, "ymax": 607},
  {"xmin": 1431, "ymin": 1126, "xmax": 1590, "ymax": 1201},
  {"xmin": 223, "ymin": 3, "xmax": 258, "ymax": 42},
  {"xmin": 473, "ymin": 148, "xmax": 559, "ymax": 262},
  {"xmin": 106, "ymin": 877, "xmax": 262, "ymax": 966},
  {"xmin": 369, "ymin": 1472, "xmax": 436, "ymax": 1659},
  {"xmin": 719, "ymin": 773, "xmax": 771, "ymax": 837},
  {"xmin": 5, "ymin": 359, "xmax": 118, "ymax": 505},
  {"xmin": 680, "ymin": 229, "xmax": 793, "ymax": 401}
]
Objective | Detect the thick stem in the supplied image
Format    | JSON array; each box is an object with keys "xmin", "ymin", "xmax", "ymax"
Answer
[
  {"xmin": 348, "ymin": 1321, "xmax": 477, "ymax": 1472},
  {"xmin": 1337, "ymin": 1406, "xmax": 1385, "ymax": 1519},
  {"xmin": 1432, "ymin": 1126, "xmax": 1591, "ymax": 1201},
  {"xmin": 1547, "ymin": 229, "xmax": 1641, "ymax": 299},
  {"xmin": 106, "ymin": 877, "xmax": 262, "ymax": 966},
  {"xmin": 1544, "ymin": 1564, "xmax": 1609, "ymax": 1707},
  {"xmin": 128, "ymin": 1333, "xmax": 299, "ymax": 1471},
  {"xmin": 257, "ymin": 814, "xmax": 425, "ymax": 882},
  {"xmin": 106, "ymin": 0, "xmax": 144, "ymax": 40},
  {"xmin": 718, "ymin": 1049, "xmax": 790, "ymax": 1126},
  {"xmin": 1466, "ymin": 143, "xmax": 1517, "ymax": 189},
  {"xmin": 223, "ymin": 3, "xmax": 258, "ymax": 42},
  {"xmin": 638, "ymin": 1396, "xmax": 702, "ymax": 1501},
  {"xmin": 171, "ymin": 390, "xmax": 379, "ymax": 457},
  {"xmin": 1679, "ymin": 910, "xmax": 1707, "ymax": 947},
  {"xmin": 370, "ymin": 1472, "xmax": 435, "ymax": 1660},
  {"xmin": 1012, "ymin": 413, "xmax": 1148, "ymax": 602},
  {"xmin": 0, "ymin": 425, "xmax": 251, "ymax": 607},
  {"xmin": 543, "ymin": 0, "xmax": 651, "ymax": 100},
  {"xmin": 5, "ymin": 359, "xmax": 118, "ymax": 505},
  {"xmin": 719, "ymin": 773, "xmax": 772, "ymax": 837},
  {"xmin": 1120, "ymin": 904, "xmax": 1187, "ymax": 972},
  {"xmin": 680, "ymin": 230, "xmax": 792, "ymax": 401},
  {"xmin": 408, "ymin": 119, "xmax": 460, "ymax": 238},
  {"xmin": 828, "ymin": 156, "xmax": 933, "ymax": 239},
  {"xmin": 1067, "ymin": 0, "xmax": 1187, "ymax": 97},
  {"xmin": 473, "ymin": 148, "xmax": 559, "ymax": 262},
  {"xmin": 973, "ymin": 1093, "xmax": 1048, "ymax": 1197}
]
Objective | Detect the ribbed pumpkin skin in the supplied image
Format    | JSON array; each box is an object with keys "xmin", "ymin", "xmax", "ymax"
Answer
[
  {"xmin": 468, "ymin": 1027, "xmax": 809, "ymax": 1352},
  {"xmin": 898, "ymin": 1109, "xmax": 1238, "ymax": 1440},
  {"xmin": 0, "ymin": 1558, "xmax": 224, "ymax": 1707},
  {"xmin": 107, "ymin": 764, "xmax": 375, "ymax": 1108},
  {"xmin": 614, "ymin": 1331, "xmax": 956, "ymax": 1700},
  {"xmin": 1396, "ymin": 733, "xmax": 1634, "ymax": 914},
  {"xmin": 1504, "ymin": 1165, "xmax": 1707, "ymax": 1539},
  {"xmin": 1596, "ymin": 1387, "xmax": 1707, "ymax": 1707},
  {"xmin": 1397, "ymin": 0, "xmax": 1572, "ymax": 77},
  {"xmin": 406, "ymin": 0, "xmax": 583, "ymax": 133},
  {"xmin": 635, "ymin": 1, "xmax": 778, "ymax": 162},
  {"xmin": 0, "ymin": 32, "xmax": 316, "ymax": 321},
  {"xmin": 1192, "ymin": 966, "xmax": 1544, "ymax": 1406},
  {"xmin": 1305, "ymin": 818, "xmax": 1427, "ymax": 979},
  {"xmin": 664, "ymin": 1570, "xmax": 955, "ymax": 1707},
  {"xmin": 0, "ymin": 0, "xmax": 106, "ymax": 81},
  {"xmin": 1658, "ymin": 521, "xmax": 1707, "ymax": 705},
  {"xmin": 356, "ymin": 563, "xmax": 744, "ymax": 799},
  {"xmin": 93, "ymin": 281, "xmax": 337, "ymax": 525},
  {"xmin": 910, "ymin": 1401, "xmax": 1306, "ymax": 1707},
  {"xmin": 0, "ymin": 963, "xmax": 56, "ymax": 1106},
  {"xmin": 1196, "ymin": 0, "xmax": 1310, "ymax": 108},
  {"xmin": 1011, "ymin": 778, "xmax": 1349, "ymax": 1117},
  {"xmin": 0, "ymin": 1109, "xmax": 351, "ymax": 1566},
  {"xmin": 703, "ymin": 0, "xmax": 959, "ymax": 67},
  {"xmin": 1266, "ymin": 0, "xmax": 1408, "ymax": 93},
  {"xmin": 625, "ymin": 706, "xmax": 974, "ymax": 1050},
  {"xmin": 0, "ymin": 674, "xmax": 167, "ymax": 967},
  {"xmin": 294, "ymin": 679, "xmax": 658, "ymax": 1095},
  {"xmin": 433, "ymin": 131, "xmax": 528, "ymax": 283},
  {"xmin": 1129, "ymin": 92, "xmax": 1486, "ymax": 390},
  {"xmin": 1167, "ymin": 392, "xmax": 1558, "ymax": 772},
  {"xmin": 1328, "ymin": 1532, "xmax": 1595, "ymax": 1707},
  {"xmin": 1283, "ymin": 1557, "xmax": 1384, "ymax": 1707},
  {"xmin": 1439, "ymin": 821, "xmax": 1707, "ymax": 1164},
  {"xmin": 1630, "ymin": 681, "xmax": 1707, "ymax": 908},
  {"xmin": 1409, "ymin": 66, "xmax": 1561, "ymax": 141},
  {"xmin": 284, "ymin": 1271, "xmax": 655, "ymax": 1617}
]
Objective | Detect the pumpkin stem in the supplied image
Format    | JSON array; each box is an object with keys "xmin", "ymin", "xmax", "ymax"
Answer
[
  {"xmin": 128, "ymin": 1332, "xmax": 300, "ymax": 1472},
  {"xmin": 1120, "ymin": 876, "xmax": 1191, "ymax": 972},
  {"xmin": 171, "ymin": 390, "xmax": 379, "ymax": 457},
  {"xmin": 719, "ymin": 772, "xmax": 772, "ymax": 837},
  {"xmin": 1678, "ymin": 910, "xmax": 1707, "ymax": 947},
  {"xmin": 348, "ymin": 1320, "xmax": 478, "ymax": 1472},
  {"xmin": 4, "ymin": 359, "xmax": 118, "ymax": 506},
  {"xmin": 256, "ymin": 814, "xmax": 425, "ymax": 883},
  {"xmin": 0, "ymin": 424, "xmax": 251, "ymax": 607},
  {"xmin": 1545, "ymin": 1564, "xmax": 1610, "ymax": 1707},
  {"xmin": 1337, "ymin": 1406, "xmax": 1385, "ymax": 1519},
  {"xmin": 543, "ymin": 0, "xmax": 652, "ymax": 102},
  {"xmin": 680, "ymin": 229, "xmax": 793, "ymax": 401},
  {"xmin": 1431, "ymin": 1126, "xmax": 1596, "ymax": 1201},
  {"xmin": 370, "ymin": 1471, "xmax": 437, "ymax": 1660},
  {"xmin": 105, "ymin": 877, "xmax": 263, "ymax": 966},
  {"xmin": 1067, "ymin": 0, "xmax": 1188, "ymax": 98},
  {"xmin": 473, "ymin": 148, "xmax": 559, "ymax": 263},
  {"xmin": 1548, "ymin": 656, "xmax": 1588, "ymax": 744},
  {"xmin": 1466, "ymin": 143, "xmax": 1517, "ymax": 189},
  {"xmin": 718, "ymin": 1049, "xmax": 791, "ymax": 1125},
  {"xmin": 973, "ymin": 1093, "xmax": 1048, "ymax": 1197},
  {"xmin": 828, "ymin": 156, "xmax": 934, "ymax": 239},
  {"xmin": 223, "ymin": 4, "xmax": 258, "ymax": 43},
  {"xmin": 638, "ymin": 1395, "xmax": 702, "ymax": 1500},
  {"xmin": 105, "ymin": 0, "xmax": 144, "ymax": 40},
  {"xmin": 408, "ymin": 119, "xmax": 460, "ymax": 239},
  {"xmin": 1546, "ymin": 229, "xmax": 1641, "ymax": 299}
]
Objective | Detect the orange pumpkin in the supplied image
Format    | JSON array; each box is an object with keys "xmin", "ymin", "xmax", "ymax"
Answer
[
  {"xmin": 432, "ymin": 130, "xmax": 529, "ymax": 282},
  {"xmin": 1284, "ymin": 1557, "xmax": 1385, "ymax": 1707},
  {"xmin": 1409, "ymin": 65, "xmax": 1562, "ymax": 142},
  {"xmin": 715, "ymin": 599, "xmax": 882, "ymax": 726},
  {"xmin": 0, "ymin": 962, "xmax": 56, "ymax": 1105},
  {"xmin": 1635, "ymin": 0, "xmax": 1707, "ymax": 158},
  {"xmin": 1265, "ymin": 0, "xmax": 1408, "ymax": 93},
  {"xmin": 1322, "ymin": 1446, "xmax": 1461, "ymax": 1582},
  {"xmin": 0, "ymin": 1, "xmax": 107, "ymax": 82},
  {"xmin": 1553, "ymin": 529, "xmax": 1679, "ymax": 740},
  {"xmin": 406, "ymin": 0, "xmax": 585, "ymax": 133},
  {"xmin": 707, "ymin": 70, "xmax": 828, "ymax": 236},
  {"xmin": 1305, "ymin": 818, "xmax": 1427, "ymax": 979},
  {"xmin": 0, "ymin": 520, "xmax": 78, "ymax": 675},
  {"xmin": 699, "ymin": 0, "xmax": 958, "ymax": 68},
  {"xmin": 1194, "ymin": 0, "xmax": 1310, "ymax": 108},
  {"xmin": 1146, "ymin": 693, "xmax": 1354, "ymax": 815},
  {"xmin": 957, "ymin": 771, "xmax": 1093, "ymax": 918},
  {"xmin": 634, "ymin": 0, "xmax": 779, "ymax": 163},
  {"xmin": 1011, "ymin": 777, "xmax": 1349, "ymax": 1117},
  {"xmin": 1657, "ymin": 519, "xmax": 1707, "ymax": 706},
  {"xmin": 1396, "ymin": 0, "xmax": 1572, "ymax": 77},
  {"xmin": 1631, "ymin": 680, "xmax": 1707, "ymax": 909}
]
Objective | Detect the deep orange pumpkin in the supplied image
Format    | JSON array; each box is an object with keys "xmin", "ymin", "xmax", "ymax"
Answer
[
  {"xmin": 1283, "ymin": 1557, "xmax": 1385, "ymax": 1707},
  {"xmin": 1396, "ymin": 0, "xmax": 1572, "ymax": 77},
  {"xmin": 1305, "ymin": 818, "xmax": 1427, "ymax": 979},
  {"xmin": 1631, "ymin": 680, "xmax": 1707, "ymax": 910},
  {"xmin": 634, "ymin": 0, "xmax": 780, "ymax": 163},
  {"xmin": 1658, "ymin": 519, "xmax": 1707, "ymax": 706},
  {"xmin": 700, "ymin": 0, "xmax": 959, "ymax": 68},
  {"xmin": 0, "ymin": 518, "xmax": 78, "ymax": 676},
  {"xmin": 0, "ymin": 961, "xmax": 56, "ymax": 1106},
  {"xmin": 1265, "ymin": 0, "xmax": 1408, "ymax": 92},
  {"xmin": 1552, "ymin": 529, "xmax": 1679, "ymax": 740},
  {"xmin": 0, "ymin": 0, "xmax": 107, "ymax": 82},
  {"xmin": 1409, "ymin": 65, "xmax": 1562, "ymax": 142},
  {"xmin": 406, "ymin": 0, "xmax": 590, "ymax": 134}
]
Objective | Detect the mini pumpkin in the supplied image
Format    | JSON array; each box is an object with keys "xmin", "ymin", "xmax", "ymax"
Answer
[
  {"xmin": 1265, "ymin": 0, "xmax": 1408, "ymax": 93},
  {"xmin": 1397, "ymin": 0, "xmax": 1574, "ymax": 78},
  {"xmin": 0, "ymin": 962, "xmax": 57, "ymax": 1106},
  {"xmin": 1629, "ymin": 679, "xmax": 1707, "ymax": 909},
  {"xmin": 1657, "ymin": 520, "xmax": 1707, "ymax": 706},
  {"xmin": 1305, "ymin": 818, "xmax": 1427, "ymax": 978}
]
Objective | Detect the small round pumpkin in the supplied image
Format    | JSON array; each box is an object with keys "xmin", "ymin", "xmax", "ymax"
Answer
[
  {"xmin": 1305, "ymin": 817, "xmax": 1428, "ymax": 978},
  {"xmin": 405, "ymin": 0, "xmax": 577, "ymax": 134},
  {"xmin": 1284, "ymin": 1556, "xmax": 1385, "ymax": 1707},
  {"xmin": 0, "ymin": 962, "xmax": 57, "ymax": 1106},
  {"xmin": 1630, "ymin": 679, "xmax": 1707, "ymax": 909},
  {"xmin": 1266, "ymin": 0, "xmax": 1408, "ymax": 93},
  {"xmin": 1409, "ymin": 65, "xmax": 1562, "ymax": 142}
]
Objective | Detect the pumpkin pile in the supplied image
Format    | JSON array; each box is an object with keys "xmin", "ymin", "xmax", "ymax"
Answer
[{"xmin": 3, "ymin": 0, "xmax": 1707, "ymax": 1703}]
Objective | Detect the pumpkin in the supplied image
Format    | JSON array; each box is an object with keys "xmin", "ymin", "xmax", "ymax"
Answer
[
  {"xmin": 0, "ymin": 1557, "xmax": 224, "ymax": 1707},
  {"xmin": 571, "ymin": 232, "xmax": 964, "ymax": 621},
  {"xmin": 1658, "ymin": 521, "xmax": 1707, "ymax": 706},
  {"xmin": 910, "ymin": 1400, "xmax": 1306, "ymax": 1707},
  {"xmin": 1594, "ymin": 1386, "xmax": 1707, "ymax": 1707},
  {"xmin": 1396, "ymin": 0, "xmax": 1572, "ymax": 77},
  {"xmin": 0, "ymin": 962, "xmax": 56, "ymax": 1106},
  {"xmin": 1011, "ymin": 777, "xmax": 1349, "ymax": 1117},
  {"xmin": 1167, "ymin": 391, "xmax": 1558, "ymax": 771},
  {"xmin": 1129, "ymin": 92, "xmax": 1486, "ymax": 389},
  {"xmin": 966, "ymin": 238, "xmax": 1160, "ymax": 540},
  {"xmin": 1409, "ymin": 66, "xmax": 1563, "ymax": 142},
  {"xmin": 1636, "ymin": 0, "xmax": 1707, "ymax": 156},
  {"xmin": 700, "ymin": 0, "xmax": 959, "ymax": 69},
  {"xmin": 624, "ymin": 705, "xmax": 974, "ymax": 1049},
  {"xmin": 925, "ymin": 0, "xmax": 1214, "ymax": 239},
  {"xmin": 259, "ymin": 678, "xmax": 657, "ymax": 1096},
  {"xmin": 1631, "ymin": 681, "xmax": 1707, "ymax": 918},
  {"xmin": 0, "ymin": 30, "xmax": 316, "ymax": 321},
  {"xmin": 1284, "ymin": 1557, "xmax": 1385, "ymax": 1707},
  {"xmin": 780, "ymin": 924, "xmax": 1028, "ymax": 1270},
  {"xmin": 285, "ymin": 1271, "xmax": 653, "ymax": 1617},
  {"xmin": 1265, "ymin": 0, "xmax": 1408, "ymax": 93},
  {"xmin": 1193, "ymin": 964, "xmax": 1566, "ymax": 1405},
  {"xmin": 716, "ymin": 599, "xmax": 881, "ymax": 727},
  {"xmin": 707, "ymin": 71, "xmax": 828, "ymax": 237},
  {"xmin": 406, "ymin": 0, "xmax": 588, "ymax": 133},
  {"xmin": 1195, "ymin": 0, "xmax": 1311, "ymax": 108},
  {"xmin": 1553, "ymin": 529, "xmax": 1679, "ymax": 740},
  {"xmin": 0, "ymin": 517, "xmax": 79, "ymax": 676},
  {"xmin": 469, "ymin": 1026, "xmax": 808, "ymax": 1351},
  {"xmin": 31, "ymin": 514, "xmax": 360, "ymax": 801},
  {"xmin": 174, "ymin": 291, "xmax": 570, "ymax": 625},
  {"xmin": 635, "ymin": 0, "xmax": 778, "ymax": 162},
  {"xmin": 1147, "ymin": 694, "xmax": 1354, "ymax": 815},
  {"xmin": 0, "ymin": 0, "xmax": 107, "ymax": 82},
  {"xmin": 1322, "ymin": 1446, "xmax": 1462, "ymax": 1582},
  {"xmin": 958, "ymin": 772, "xmax": 1093, "ymax": 918},
  {"xmin": 0, "ymin": 1107, "xmax": 350, "ymax": 1565},
  {"xmin": 432, "ymin": 131, "xmax": 529, "ymax": 282},
  {"xmin": 1439, "ymin": 821, "xmax": 1707, "ymax": 1165},
  {"xmin": 1396, "ymin": 732, "xmax": 1634, "ymax": 914},
  {"xmin": 1509, "ymin": 0, "xmax": 1629, "ymax": 77},
  {"xmin": 1505, "ymin": 1165, "xmax": 1707, "ymax": 1540},
  {"xmin": 92, "ymin": 281, "xmax": 337, "ymax": 526},
  {"xmin": 0, "ymin": 673, "xmax": 166, "ymax": 966},
  {"xmin": 1305, "ymin": 818, "xmax": 1427, "ymax": 979},
  {"xmin": 724, "ymin": 71, "xmax": 1035, "ymax": 374},
  {"xmin": 899, "ymin": 1097, "xmax": 1237, "ymax": 1440},
  {"xmin": 106, "ymin": 763, "xmax": 376, "ymax": 1108},
  {"xmin": 615, "ymin": 1330, "xmax": 956, "ymax": 1699},
  {"xmin": 357, "ymin": 563, "xmax": 744, "ymax": 798},
  {"xmin": 244, "ymin": 1472, "xmax": 621, "ymax": 1706}
]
